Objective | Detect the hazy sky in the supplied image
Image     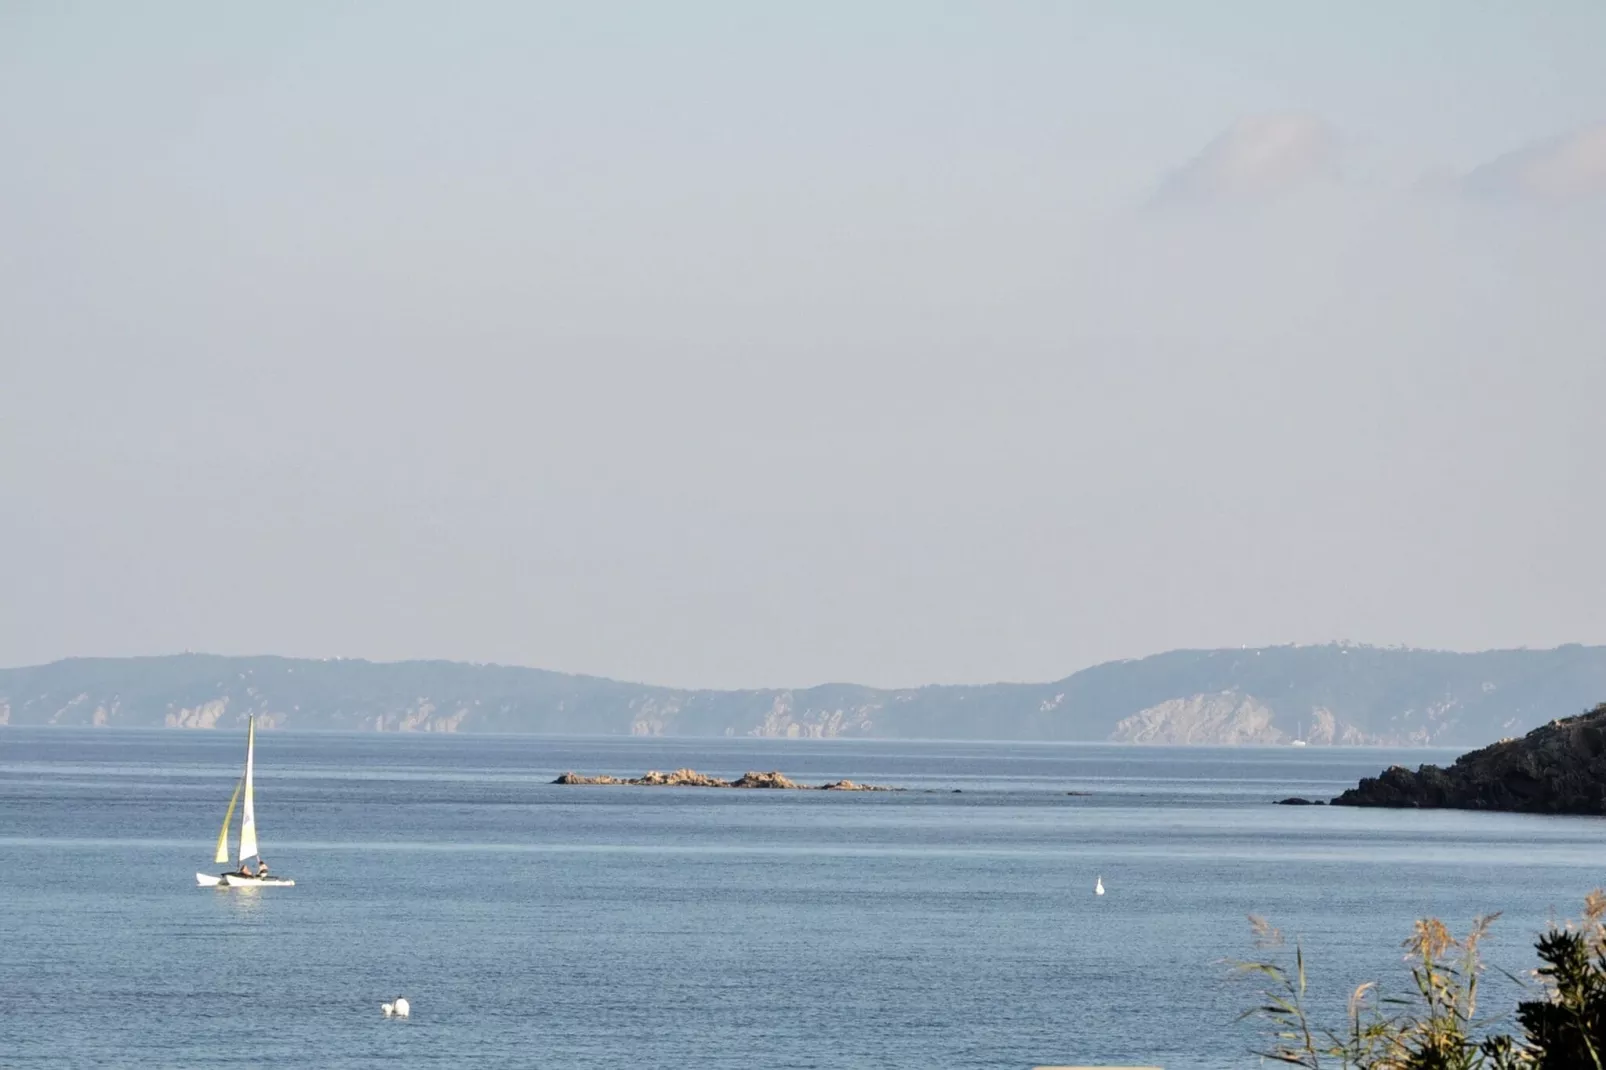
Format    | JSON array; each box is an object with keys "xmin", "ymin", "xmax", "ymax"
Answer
[{"xmin": 3, "ymin": 2, "xmax": 1604, "ymax": 688}]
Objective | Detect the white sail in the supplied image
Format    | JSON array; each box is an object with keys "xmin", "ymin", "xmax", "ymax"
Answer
[{"xmin": 238, "ymin": 716, "xmax": 258, "ymax": 862}]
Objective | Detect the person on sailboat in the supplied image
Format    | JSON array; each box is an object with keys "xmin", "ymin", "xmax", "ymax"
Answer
[{"xmin": 256, "ymin": 859, "xmax": 269, "ymax": 879}]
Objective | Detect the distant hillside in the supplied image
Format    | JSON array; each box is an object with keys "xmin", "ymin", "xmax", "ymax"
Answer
[{"xmin": 2, "ymin": 644, "xmax": 1604, "ymax": 747}]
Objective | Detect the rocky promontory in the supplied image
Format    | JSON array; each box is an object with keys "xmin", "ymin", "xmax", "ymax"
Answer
[
  {"xmin": 1332, "ymin": 703, "xmax": 1606, "ymax": 814},
  {"xmin": 553, "ymin": 768, "xmax": 897, "ymax": 791}
]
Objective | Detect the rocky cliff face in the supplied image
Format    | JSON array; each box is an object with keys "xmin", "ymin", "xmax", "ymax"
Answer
[
  {"xmin": 1332, "ymin": 703, "xmax": 1606, "ymax": 814},
  {"xmin": 2, "ymin": 645, "xmax": 1604, "ymax": 746},
  {"xmin": 1113, "ymin": 692, "xmax": 1291, "ymax": 744},
  {"xmin": 1107, "ymin": 692, "xmax": 1388, "ymax": 745},
  {"xmin": 745, "ymin": 693, "xmax": 878, "ymax": 738}
]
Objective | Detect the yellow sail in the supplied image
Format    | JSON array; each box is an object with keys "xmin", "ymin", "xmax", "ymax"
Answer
[
  {"xmin": 213, "ymin": 777, "xmax": 244, "ymax": 864},
  {"xmin": 238, "ymin": 716, "xmax": 258, "ymax": 862}
]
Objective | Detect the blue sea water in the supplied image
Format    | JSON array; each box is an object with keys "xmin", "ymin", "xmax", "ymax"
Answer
[{"xmin": 1, "ymin": 728, "xmax": 1601, "ymax": 1069}]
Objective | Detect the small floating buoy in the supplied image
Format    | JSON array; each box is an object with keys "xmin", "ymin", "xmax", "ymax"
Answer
[
  {"xmin": 1095, "ymin": 875, "xmax": 1105, "ymax": 896},
  {"xmin": 382, "ymin": 997, "xmax": 410, "ymax": 1018}
]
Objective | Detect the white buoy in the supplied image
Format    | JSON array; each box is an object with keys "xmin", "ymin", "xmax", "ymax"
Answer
[
  {"xmin": 394, "ymin": 997, "xmax": 410, "ymax": 1018},
  {"xmin": 1095, "ymin": 875, "xmax": 1105, "ymax": 896},
  {"xmin": 381, "ymin": 1003, "xmax": 395, "ymax": 1017}
]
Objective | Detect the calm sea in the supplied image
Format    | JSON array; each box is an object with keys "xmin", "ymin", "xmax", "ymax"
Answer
[{"xmin": 1, "ymin": 729, "xmax": 1600, "ymax": 1069}]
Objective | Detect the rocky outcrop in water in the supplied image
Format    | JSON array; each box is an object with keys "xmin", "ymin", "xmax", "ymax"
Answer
[
  {"xmin": 552, "ymin": 768, "xmax": 896, "ymax": 791},
  {"xmin": 1332, "ymin": 703, "xmax": 1606, "ymax": 814}
]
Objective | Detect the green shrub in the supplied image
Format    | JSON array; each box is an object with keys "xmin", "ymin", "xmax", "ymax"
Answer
[{"xmin": 1238, "ymin": 892, "xmax": 1606, "ymax": 1068}]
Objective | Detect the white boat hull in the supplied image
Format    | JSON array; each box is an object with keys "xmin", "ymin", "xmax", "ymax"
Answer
[{"xmin": 196, "ymin": 872, "xmax": 295, "ymax": 887}]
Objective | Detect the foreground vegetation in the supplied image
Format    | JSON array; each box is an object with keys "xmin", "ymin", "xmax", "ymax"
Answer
[{"xmin": 1239, "ymin": 892, "xmax": 1606, "ymax": 1068}]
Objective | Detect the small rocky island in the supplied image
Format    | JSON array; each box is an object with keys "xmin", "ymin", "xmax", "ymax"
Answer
[
  {"xmin": 553, "ymin": 768, "xmax": 897, "ymax": 791},
  {"xmin": 1332, "ymin": 702, "xmax": 1606, "ymax": 814}
]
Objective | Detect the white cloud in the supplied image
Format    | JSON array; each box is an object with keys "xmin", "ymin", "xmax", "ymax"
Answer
[
  {"xmin": 1463, "ymin": 124, "xmax": 1606, "ymax": 200},
  {"xmin": 1153, "ymin": 113, "xmax": 1340, "ymax": 203}
]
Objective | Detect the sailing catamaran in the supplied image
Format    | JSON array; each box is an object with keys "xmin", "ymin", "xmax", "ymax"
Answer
[{"xmin": 196, "ymin": 716, "xmax": 295, "ymax": 888}]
